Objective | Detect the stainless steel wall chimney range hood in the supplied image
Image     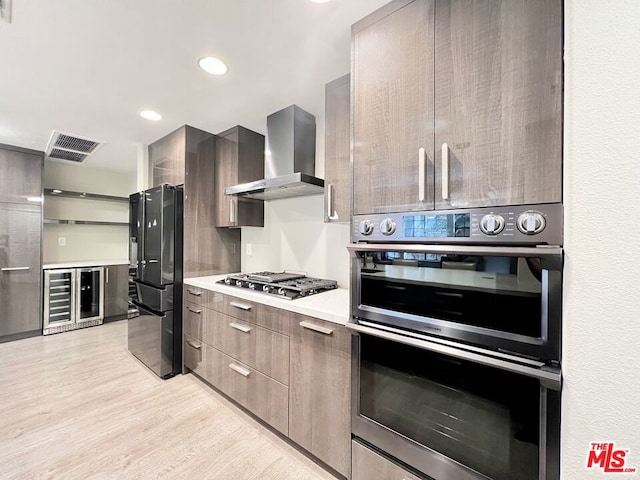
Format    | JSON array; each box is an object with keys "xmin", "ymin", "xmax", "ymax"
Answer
[{"xmin": 224, "ymin": 105, "xmax": 324, "ymax": 201}]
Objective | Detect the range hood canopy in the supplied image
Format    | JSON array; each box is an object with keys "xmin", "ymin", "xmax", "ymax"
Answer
[{"xmin": 224, "ymin": 105, "xmax": 324, "ymax": 201}]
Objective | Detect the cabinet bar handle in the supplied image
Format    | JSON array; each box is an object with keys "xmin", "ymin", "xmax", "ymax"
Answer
[
  {"xmin": 229, "ymin": 322, "xmax": 252, "ymax": 333},
  {"xmin": 230, "ymin": 198, "xmax": 237, "ymax": 225},
  {"xmin": 327, "ymin": 183, "xmax": 339, "ymax": 220},
  {"xmin": 442, "ymin": 143, "xmax": 450, "ymax": 200},
  {"xmin": 105, "ymin": 267, "xmax": 109, "ymax": 284},
  {"xmin": 230, "ymin": 301, "xmax": 252, "ymax": 311},
  {"xmin": 418, "ymin": 147, "xmax": 426, "ymax": 202},
  {"xmin": 186, "ymin": 306, "xmax": 202, "ymax": 314},
  {"xmin": 186, "ymin": 339, "xmax": 201, "ymax": 350},
  {"xmin": 187, "ymin": 289, "xmax": 202, "ymax": 297},
  {"xmin": 300, "ymin": 320, "xmax": 334, "ymax": 336},
  {"xmin": 229, "ymin": 363, "xmax": 251, "ymax": 377},
  {"xmin": 1, "ymin": 267, "xmax": 30, "ymax": 272}
]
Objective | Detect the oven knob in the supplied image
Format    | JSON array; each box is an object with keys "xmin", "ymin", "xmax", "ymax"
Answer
[
  {"xmin": 358, "ymin": 220, "xmax": 374, "ymax": 236},
  {"xmin": 379, "ymin": 218, "xmax": 397, "ymax": 236},
  {"xmin": 517, "ymin": 211, "xmax": 546, "ymax": 235},
  {"xmin": 480, "ymin": 214, "xmax": 505, "ymax": 235}
]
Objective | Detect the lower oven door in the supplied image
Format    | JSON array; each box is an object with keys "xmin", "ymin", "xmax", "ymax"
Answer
[
  {"xmin": 349, "ymin": 323, "xmax": 561, "ymax": 480},
  {"xmin": 349, "ymin": 244, "xmax": 562, "ymax": 362}
]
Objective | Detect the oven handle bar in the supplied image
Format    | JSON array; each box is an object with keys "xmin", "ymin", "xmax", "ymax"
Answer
[
  {"xmin": 346, "ymin": 321, "xmax": 561, "ymax": 390},
  {"xmin": 348, "ymin": 243, "xmax": 562, "ymax": 257}
]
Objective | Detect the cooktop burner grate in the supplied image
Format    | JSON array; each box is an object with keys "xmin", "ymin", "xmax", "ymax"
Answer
[{"xmin": 219, "ymin": 271, "xmax": 338, "ymax": 300}]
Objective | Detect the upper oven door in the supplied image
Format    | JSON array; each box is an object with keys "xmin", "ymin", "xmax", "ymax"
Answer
[{"xmin": 349, "ymin": 244, "xmax": 562, "ymax": 362}]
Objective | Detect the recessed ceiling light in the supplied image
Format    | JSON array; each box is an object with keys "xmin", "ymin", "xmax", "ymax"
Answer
[
  {"xmin": 52, "ymin": 189, "xmax": 62, "ymax": 194},
  {"xmin": 310, "ymin": 0, "xmax": 331, "ymax": 3},
  {"xmin": 198, "ymin": 57, "xmax": 228, "ymax": 76},
  {"xmin": 140, "ymin": 110, "xmax": 162, "ymax": 121}
]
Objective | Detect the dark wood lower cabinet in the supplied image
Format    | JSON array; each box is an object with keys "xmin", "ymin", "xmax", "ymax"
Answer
[
  {"xmin": 0, "ymin": 203, "xmax": 42, "ymax": 340},
  {"xmin": 104, "ymin": 264, "xmax": 129, "ymax": 320},
  {"xmin": 288, "ymin": 314, "xmax": 351, "ymax": 477},
  {"xmin": 184, "ymin": 288, "xmax": 352, "ymax": 478}
]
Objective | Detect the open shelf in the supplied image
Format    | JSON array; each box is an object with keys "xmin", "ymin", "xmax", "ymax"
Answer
[
  {"xmin": 44, "ymin": 219, "xmax": 128, "ymax": 227},
  {"xmin": 44, "ymin": 188, "xmax": 129, "ymax": 203}
]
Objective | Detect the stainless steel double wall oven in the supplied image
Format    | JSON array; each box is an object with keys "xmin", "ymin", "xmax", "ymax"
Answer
[{"xmin": 348, "ymin": 203, "xmax": 563, "ymax": 480}]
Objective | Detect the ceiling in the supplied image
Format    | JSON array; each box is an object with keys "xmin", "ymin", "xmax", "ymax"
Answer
[{"xmin": 0, "ymin": 0, "xmax": 388, "ymax": 173}]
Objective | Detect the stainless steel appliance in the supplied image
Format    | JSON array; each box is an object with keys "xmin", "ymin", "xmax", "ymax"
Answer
[
  {"xmin": 219, "ymin": 271, "xmax": 338, "ymax": 300},
  {"xmin": 348, "ymin": 203, "xmax": 562, "ymax": 480},
  {"xmin": 43, "ymin": 267, "xmax": 104, "ymax": 335},
  {"xmin": 224, "ymin": 105, "xmax": 324, "ymax": 200},
  {"xmin": 128, "ymin": 184, "xmax": 183, "ymax": 379}
]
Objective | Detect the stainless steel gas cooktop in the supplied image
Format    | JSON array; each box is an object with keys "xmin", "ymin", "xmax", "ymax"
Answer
[{"xmin": 219, "ymin": 271, "xmax": 338, "ymax": 300}]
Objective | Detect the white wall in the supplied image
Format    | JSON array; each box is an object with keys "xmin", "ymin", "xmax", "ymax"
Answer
[
  {"xmin": 241, "ymin": 196, "xmax": 351, "ymax": 288},
  {"xmin": 43, "ymin": 161, "xmax": 136, "ymax": 263},
  {"xmin": 563, "ymin": 1, "xmax": 640, "ymax": 478}
]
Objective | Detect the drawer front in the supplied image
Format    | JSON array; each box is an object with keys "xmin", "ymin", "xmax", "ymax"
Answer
[
  {"xmin": 184, "ymin": 334, "xmax": 204, "ymax": 373},
  {"xmin": 184, "ymin": 286, "xmax": 222, "ymax": 309},
  {"xmin": 222, "ymin": 295, "xmax": 291, "ymax": 336},
  {"xmin": 352, "ymin": 441, "xmax": 422, "ymax": 480},
  {"xmin": 184, "ymin": 302, "xmax": 203, "ymax": 340},
  {"xmin": 187, "ymin": 339, "xmax": 289, "ymax": 435},
  {"xmin": 205, "ymin": 310, "xmax": 290, "ymax": 385}
]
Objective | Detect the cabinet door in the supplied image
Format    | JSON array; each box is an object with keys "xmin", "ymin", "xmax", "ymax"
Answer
[
  {"xmin": 352, "ymin": 0, "xmax": 435, "ymax": 215},
  {"xmin": 0, "ymin": 203, "xmax": 41, "ymax": 337},
  {"xmin": 214, "ymin": 126, "xmax": 264, "ymax": 228},
  {"xmin": 104, "ymin": 265, "xmax": 129, "ymax": 319},
  {"xmin": 149, "ymin": 127, "xmax": 186, "ymax": 187},
  {"xmin": 324, "ymin": 74, "xmax": 351, "ymax": 223},
  {"xmin": 289, "ymin": 314, "xmax": 351, "ymax": 477},
  {"xmin": 434, "ymin": 0, "xmax": 562, "ymax": 209},
  {"xmin": 0, "ymin": 146, "xmax": 43, "ymax": 204}
]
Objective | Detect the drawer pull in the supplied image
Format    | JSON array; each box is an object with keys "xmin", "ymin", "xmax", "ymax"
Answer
[
  {"xmin": 1, "ymin": 267, "xmax": 30, "ymax": 272},
  {"xmin": 186, "ymin": 289, "xmax": 202, "ymax": 297},
  {"xmin": 300, "ymin": 320, "xmax": 334, "ymax": 336},
  {"xmin": 230, "ymin": 301, "xmax": 252, "ymax": 311},
  {"xmin": 229, "ymin": 322, "xmax": 252, "ymax": 333},
  {"xmin": 186, "ymin": 339, "xmax": 202, "ymax": 350},
  {"xmin": 229, "ymin": 363, "xmax": 251, "ymax": 377},
  {"xmin": 186, "ymin": 306, "xmax": 202, "ymax": 314}
]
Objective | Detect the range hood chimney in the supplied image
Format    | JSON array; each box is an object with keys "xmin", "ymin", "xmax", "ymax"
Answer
[{"xmin": 224, "ymin": 105, "xmax": 324, "ymax": 201}]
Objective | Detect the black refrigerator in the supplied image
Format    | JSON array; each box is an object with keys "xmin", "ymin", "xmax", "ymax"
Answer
[{"xmin": 128, "ymin": 184, "xmax": 183, "ymax": 378}]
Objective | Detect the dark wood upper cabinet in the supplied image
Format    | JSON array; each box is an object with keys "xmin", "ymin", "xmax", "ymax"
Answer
[
  {"xmin": 0, "ymin": 144, "xmax": 43, "ymax": 204},
  {"xmin": 324, "ymin": 74, "xmax": 352, "ymax": 223},
  {"xmin": 149, "ymin": 126, "xmax": 241, "ymax": 278},
  {"xmin": 149, "ymin": 128, "xmax": 187, "ymax": 188},
  {"xmin": 352, "ymin": 0, "xmax": 435, "ymax": 215},
  {"xmin": 214, "ymin": 126, "xmax": 264, "ymax": 228},
  {"xmin": 434, "ymin": 0, "xmax": 563, "ymax": 209},
  {"xmin": 351, "ymin": 0, "xmax": 562, "ymax": 214}
]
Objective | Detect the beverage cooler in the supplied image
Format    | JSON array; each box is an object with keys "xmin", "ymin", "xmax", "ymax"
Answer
[{"xmin": 43, "ymin": 267, "xmax": 104, "ymax": 335}]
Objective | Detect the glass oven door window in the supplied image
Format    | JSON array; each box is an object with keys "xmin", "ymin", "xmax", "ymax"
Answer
[
  {"xmin": 359, "ymin": 252, "xmax": 543, "ymax": 338},
  {"xmin": 359, "ymin": 334, "xmax": 541, "ymax": 480}
]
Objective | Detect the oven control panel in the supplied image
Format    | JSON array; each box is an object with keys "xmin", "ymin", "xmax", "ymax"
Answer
[{"xmin": 352, "ymin": 203, "xmax": 562, "ymax": 245}]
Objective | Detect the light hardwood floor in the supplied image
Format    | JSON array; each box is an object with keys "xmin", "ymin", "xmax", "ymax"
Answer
[{"xmin": 0, "ymin": 321, "xmax": 338, "ymax": 480}]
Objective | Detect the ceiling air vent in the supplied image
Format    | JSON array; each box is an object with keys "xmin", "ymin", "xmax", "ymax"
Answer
[{"xmin": 46, "ymin": 131, "xmax": 105, "ymax": 164}]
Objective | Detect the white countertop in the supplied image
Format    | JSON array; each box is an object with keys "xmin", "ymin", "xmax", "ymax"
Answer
[
  {"xmin": 43, "ymin": 259, "xmax": 130, "ymax": 270},
  {"xmin": 184, "ymin": 274, "xmax": 350, "ymax": 326}
]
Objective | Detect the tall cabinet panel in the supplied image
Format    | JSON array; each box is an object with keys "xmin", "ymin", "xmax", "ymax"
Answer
[
  {"xmin": 0, "ymin": 146, "xmax": 42, "ymax": 204},
  {"xmin": 149, "ymin": 128, "xmax": 187, "ymax": 188},
  {"xmin": 324, "ymin": 74, "xmax": 351, "ymax": 223},
  {"xmin": 352, "ymin": 0, "xmax": 435, "ymax": 215},
  {"xmin": 0, "ymin": 203, "xmax": 42, "ymax": 338},
  {"xmin": 434, "ymin": 0, "xmax": 563, "ymax": 209}
]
